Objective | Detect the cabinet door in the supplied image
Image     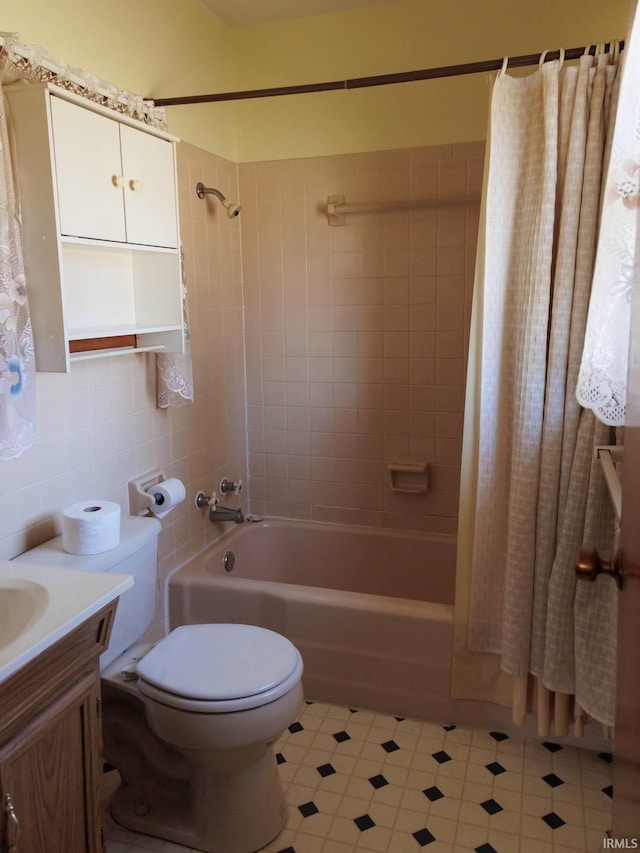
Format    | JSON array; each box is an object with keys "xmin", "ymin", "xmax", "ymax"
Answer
[
  {"xmin": 120, "ymin": 124, "xmax": 178, "ymax": 248},
  {"xmin": 50, "ymin": 96, "xmax": 126, "ymax": 242},
  {"xmin": 0, "ymin": 674, "xmax": 103, "ymax": 853}
]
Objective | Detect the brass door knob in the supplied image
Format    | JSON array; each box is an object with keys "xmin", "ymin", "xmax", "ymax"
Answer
[{"xmin": 575, "ymin": 546, "xmax": 640, "ymax": 590}]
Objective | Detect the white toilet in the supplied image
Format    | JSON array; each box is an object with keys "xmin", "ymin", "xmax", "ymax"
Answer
[{"xmin": 15, "ymin": 515, "xmax": 304, "ymax": 853}]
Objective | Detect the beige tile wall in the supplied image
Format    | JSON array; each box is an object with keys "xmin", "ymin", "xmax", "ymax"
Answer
[
  {"xmin": 169, "ymin": 142, "xmax": 247, "ymax": 575},
  {"xmin": 0, "ymin": 142, "xmax": 245, "ymax": 636},
  {"xmin": 1, "ymin": 139, "xmax": 480, "ymax": 632},
  {"xmin": 240, "ymin": 143, "xmax": 483, "ymax": 534}
]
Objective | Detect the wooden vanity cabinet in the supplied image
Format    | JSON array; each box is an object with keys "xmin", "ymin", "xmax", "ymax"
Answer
[{"xmin": 0, "ymin": 602, "xmax": 117, "ymax": 853}]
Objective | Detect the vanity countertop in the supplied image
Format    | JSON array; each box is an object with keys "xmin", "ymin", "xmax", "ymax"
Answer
[{"xmin": 0, "ymin": 558, "xmax": 132, "ymax": 684}]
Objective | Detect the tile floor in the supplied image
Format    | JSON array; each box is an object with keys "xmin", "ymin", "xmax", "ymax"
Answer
[{"xmin": 104, "ymin": 699, "xmax": 613, "ymax": 853}]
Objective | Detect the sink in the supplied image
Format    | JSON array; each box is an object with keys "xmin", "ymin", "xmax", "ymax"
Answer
[
  {"xmin": 0, "ymin": 578, "xmax": 49, "ymax": 648},
  {"xmin": 0, "ymin": 559, "xmax": 133, "ymax": 684}
]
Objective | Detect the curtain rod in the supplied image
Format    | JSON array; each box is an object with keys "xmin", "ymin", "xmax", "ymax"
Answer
[{"xmin": 152, "ymin": 42, "xmax": 622, "ymax": 107}]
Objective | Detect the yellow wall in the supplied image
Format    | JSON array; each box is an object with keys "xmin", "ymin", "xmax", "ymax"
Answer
[
  {"xmin": 232, "ymin": 0, "xmax": 628, "ymax": 160},
  {"xmin": 4, "ymin": 0, "xmax": 629, "ymax": 161},
  {"xmin": 3, "ymin": 0, "xmax": 239, "ymax": 160}
]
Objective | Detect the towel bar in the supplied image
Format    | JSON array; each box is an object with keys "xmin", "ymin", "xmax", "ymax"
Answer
[{"xmin": 595, "ymin": 445, "xmax": 623, "ymax": 524}]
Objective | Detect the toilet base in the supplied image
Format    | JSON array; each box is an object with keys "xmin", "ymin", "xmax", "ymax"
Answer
[
  {"xmin": 110, "ymin": 746, "xmax": 287, "ymax": 853},
  {"xmin": 101, "ymin": 660, "xmax": 303, "ymax": 853}
]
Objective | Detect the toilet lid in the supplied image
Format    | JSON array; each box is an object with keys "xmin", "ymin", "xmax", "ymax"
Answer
[{"xmin": 135, "ymin": 624, "xmax": 301, "ymax": 702}]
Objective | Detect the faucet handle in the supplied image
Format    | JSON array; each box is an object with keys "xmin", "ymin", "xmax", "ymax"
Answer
[
  {"xmin": 220, "ymin": 477, "xmax": 243, "ymax": 496},
  {"xmin": 195, "ymin": 490, "xmax": 219, "ymax": 510}
]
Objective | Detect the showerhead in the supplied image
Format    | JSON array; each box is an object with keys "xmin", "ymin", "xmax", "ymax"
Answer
[
  {"xmin": 221, "ymin": 198, "xmax": 242, "ymax": 218},
  {"xmin": 195, "ymin": 182, "xmax": 241, "ymax": 218}
]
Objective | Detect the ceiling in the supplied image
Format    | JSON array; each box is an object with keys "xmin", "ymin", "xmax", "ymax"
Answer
[{"xmin": 199, "ymin": 0, "xmax": 403, "ymax": 27}]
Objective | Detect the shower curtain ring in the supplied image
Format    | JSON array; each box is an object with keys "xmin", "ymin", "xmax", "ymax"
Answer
[
  {"xmin": 610, "ymin": 40, "xmax": 620, "ymax": 63},
  {"xmin": 538, "ymin": 48, "xmax": 564, "ymax": 70}
]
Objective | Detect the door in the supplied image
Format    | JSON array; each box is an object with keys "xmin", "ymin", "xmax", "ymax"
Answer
[
  {"xmin": 50, "ymin": 95, "xmax": 126, "ymax": 243},
  {"xmin": 611, "ymin": 265, "xmax": 640, "ymax": 837},
  {"xmin": 0, "ymin": 674, "xmax": 103, "ymax": 853}
]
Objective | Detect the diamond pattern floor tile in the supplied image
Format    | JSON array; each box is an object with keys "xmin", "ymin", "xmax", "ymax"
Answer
[{"xmin": 104, "ymin": 698, "xmax": 613, "ymax": 853}]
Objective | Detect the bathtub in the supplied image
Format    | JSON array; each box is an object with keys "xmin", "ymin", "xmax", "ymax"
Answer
[
  {"xmin": 169, "ymin": 518, "xmax": 466, "ymax": 723},
  {"xmin": 168, "ymin": 518, "xmax": 613, "ymax": 742}
]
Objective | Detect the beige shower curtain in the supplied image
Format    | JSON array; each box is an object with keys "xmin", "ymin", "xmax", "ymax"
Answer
[{"xmin": 452, "ymin": 48, "xmax": 620, "ymax": 736}]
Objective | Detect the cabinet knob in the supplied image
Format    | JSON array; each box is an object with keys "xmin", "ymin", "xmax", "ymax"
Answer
[
  {"xmin": 129, "ymin": 179, "xmax": 142, "ymax": 192},
  {"xmin": 4, "ymin": 792, "xmax": 20, "ymax": 852},
  {"xmin": 111, "ymin": 174, "xmax": 124, "ymax": 188}
]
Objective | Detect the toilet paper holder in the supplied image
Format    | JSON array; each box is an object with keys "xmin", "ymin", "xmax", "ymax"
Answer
[{"xmin": 129, "ymin": 469, "xmax": 171, "ymax": 516}]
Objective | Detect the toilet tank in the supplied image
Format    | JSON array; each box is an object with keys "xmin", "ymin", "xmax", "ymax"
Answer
[{"xmin": 13, "ymin": 515, "xmax": 161, "ymax": 668}]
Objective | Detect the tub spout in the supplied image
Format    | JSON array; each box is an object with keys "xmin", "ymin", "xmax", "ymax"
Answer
[{"xmin": 209, "ymin": 505, "xmax": 245, "ymax": 524}]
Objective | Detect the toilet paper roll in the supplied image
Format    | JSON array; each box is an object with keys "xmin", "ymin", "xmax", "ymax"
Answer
[
  {"xmin": 147, "ymin": 477, "xmax": 186, "ymax": 519},
  {"xmin": 62, "ymin": 500, "xmax": 121, "ymax": 555}
]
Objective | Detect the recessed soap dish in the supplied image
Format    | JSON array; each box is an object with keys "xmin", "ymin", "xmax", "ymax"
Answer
[{"xmin": 387, "ymin": 462, "xmax": 429, "ymax": 494}]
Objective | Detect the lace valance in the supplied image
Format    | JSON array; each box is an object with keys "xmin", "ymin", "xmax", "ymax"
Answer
[{"xmin": 0, "ymin": 32, "xmax": 167, "ymax": 130}]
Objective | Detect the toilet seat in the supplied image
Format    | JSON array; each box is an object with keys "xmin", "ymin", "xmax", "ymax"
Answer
[{"xmin": 135, "ymin": 624, "xmax": 304, "ymax": 713}]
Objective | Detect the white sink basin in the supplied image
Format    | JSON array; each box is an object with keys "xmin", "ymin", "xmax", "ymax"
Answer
[
  {"xmin": 0, "ymin": 578, "xmax": 49, "ymax": 647},
  {"xmin": 0, "ymin": 559, "xmax": 132, "ymax": 684}
]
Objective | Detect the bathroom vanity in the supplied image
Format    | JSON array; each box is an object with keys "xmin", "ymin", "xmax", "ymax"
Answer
[{"xmin": 0, "ymin": 561, "xmax": 132, "ymax": 852}]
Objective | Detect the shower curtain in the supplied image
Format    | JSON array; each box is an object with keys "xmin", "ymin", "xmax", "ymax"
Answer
[{"xmin": 452, "ymin": 46, "xmax": 621, "ymax": 736}]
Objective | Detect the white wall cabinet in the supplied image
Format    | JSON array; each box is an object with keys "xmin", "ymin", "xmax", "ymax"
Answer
[
  {"xmin": 6, "ymin": 83, "xmax": 184, "ymax": 372},
  {"xmin": 51, "ymin": 96, "xmax": 178, "ymax": 248}
]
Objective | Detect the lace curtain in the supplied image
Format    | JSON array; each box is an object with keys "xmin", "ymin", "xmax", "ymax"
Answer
[
  {"xmin": 156, "ymin": 246, "xmax": 194, "ymax": 407},
  {"xmin": 0, "ymin": 76, "xmax": 36, "ymax": 459},
  {"xmin": 576, "ymin": 16, "xmax": 640, "ymax": 427}
]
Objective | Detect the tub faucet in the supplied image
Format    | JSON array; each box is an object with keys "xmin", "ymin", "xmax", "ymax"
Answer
[{"xmin": 209, "ymin": 505, "xmax": 245, "ymax": 524}]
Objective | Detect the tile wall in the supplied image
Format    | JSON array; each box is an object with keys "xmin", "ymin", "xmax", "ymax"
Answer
[
  {"xmin": 0, "ymin": 142, "xmax": 245, "ymax": 636},
  {"xmin": 1, "ymin": 139, "xmax": 482, "ymax": 626},
  {"xmin": 239, "ymin": 143, "xmax": 483, "ymax": 534}
]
